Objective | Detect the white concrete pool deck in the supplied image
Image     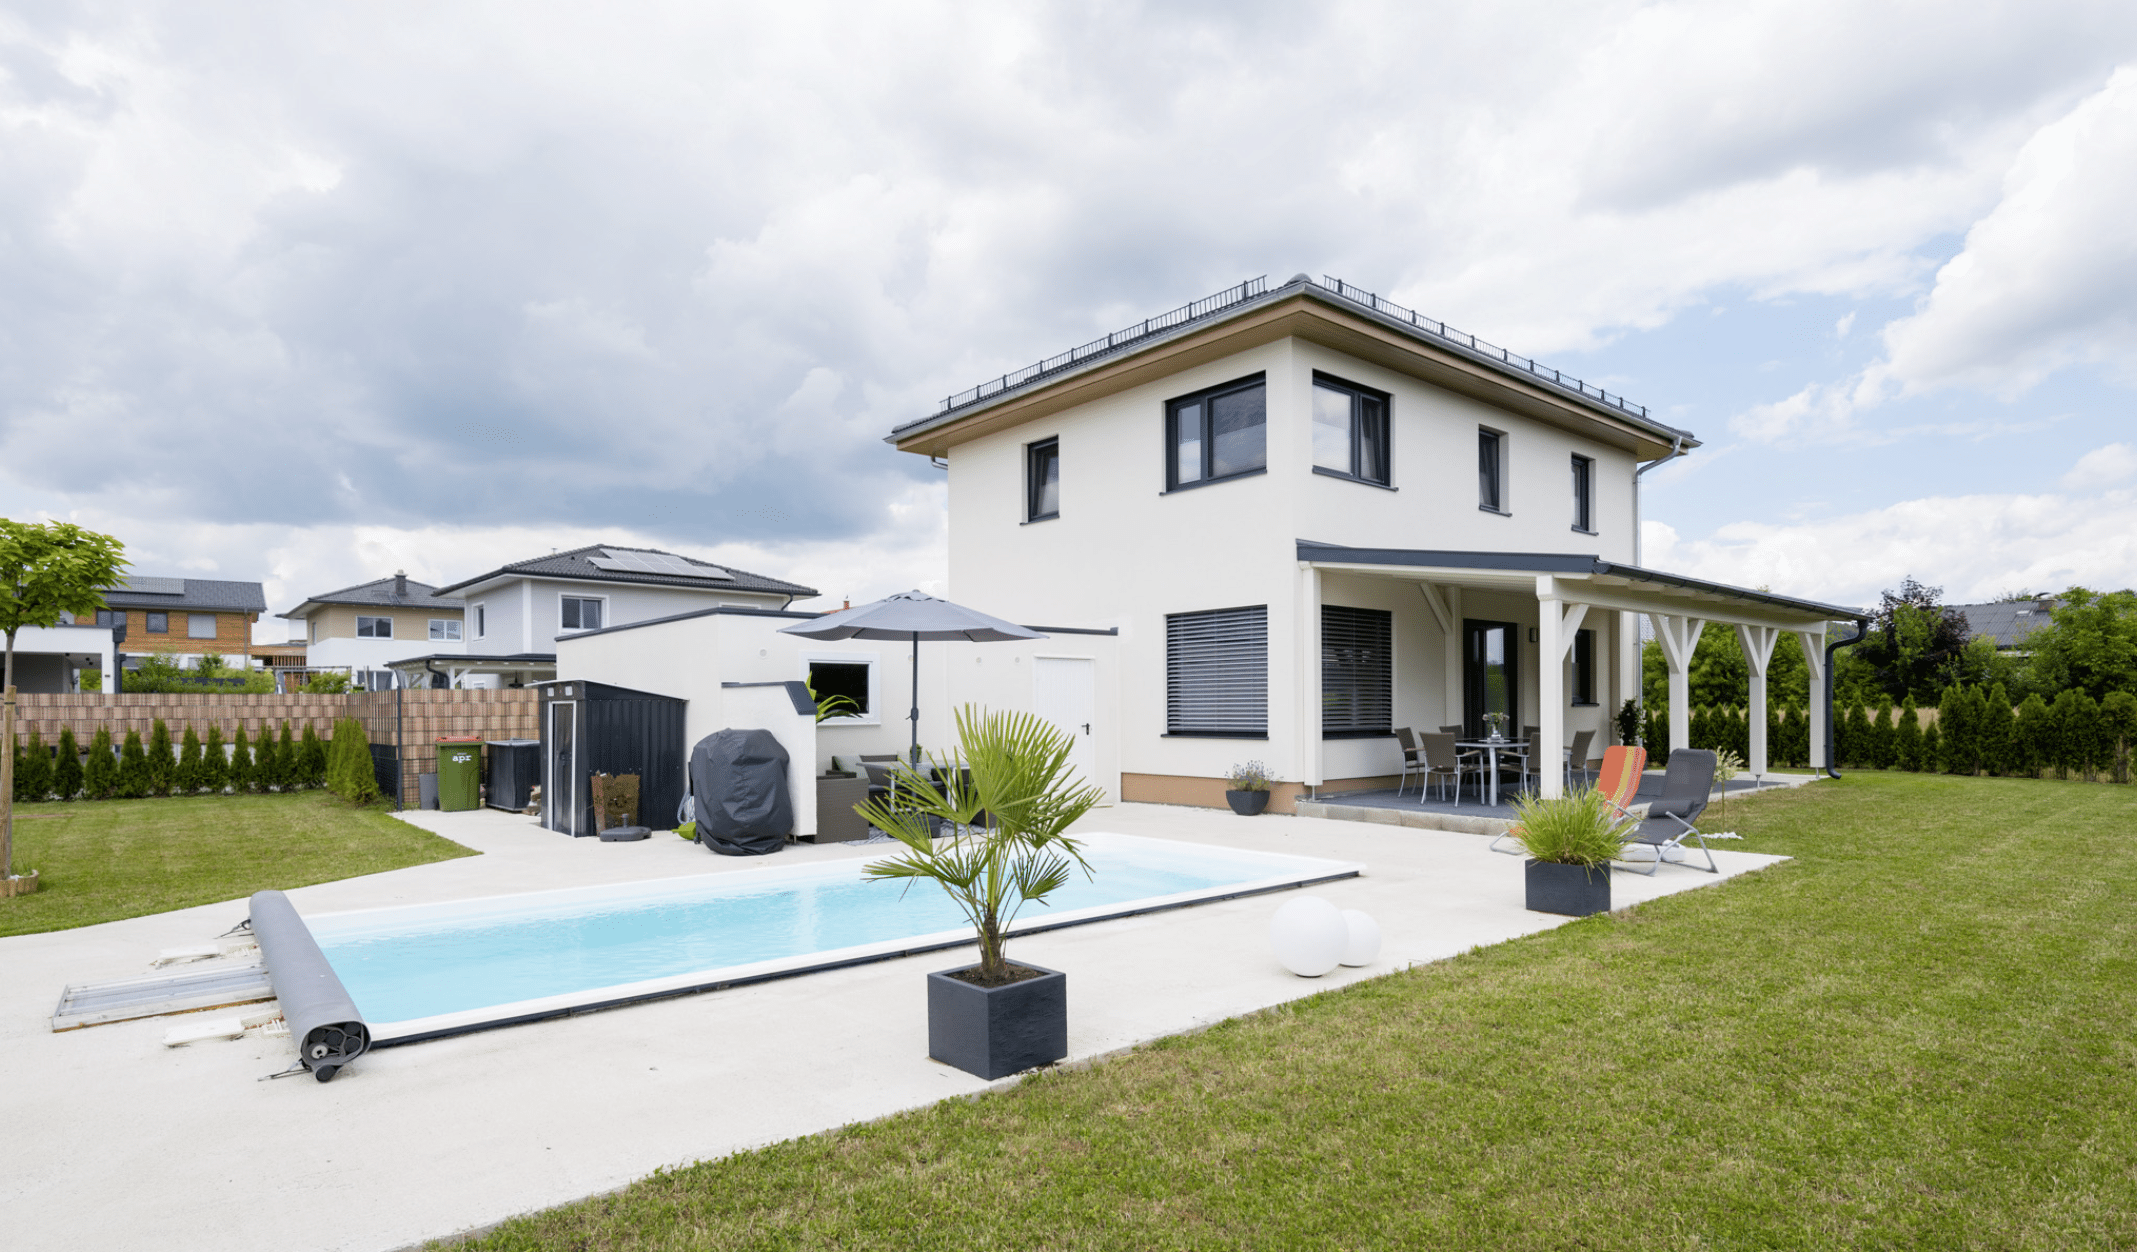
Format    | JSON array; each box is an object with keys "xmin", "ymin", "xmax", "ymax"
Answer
[{"xmin": 0, "ymin": 802, "xmax": 1787, "ymax": 1252}]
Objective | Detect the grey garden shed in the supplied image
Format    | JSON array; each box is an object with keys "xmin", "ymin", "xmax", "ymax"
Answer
[{"xmin": 536, "ymin": 680, "xmax": 688, "ymax": 837}]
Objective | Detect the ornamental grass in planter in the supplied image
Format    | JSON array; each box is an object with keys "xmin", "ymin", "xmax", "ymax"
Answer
[
  {"xmin": 1508, "ymin": 787, "xmax": 1628, "ymax": 917},
  {"xmin": 857, "ymin": 706, "xmax": 1105, "ymax": 1079}
]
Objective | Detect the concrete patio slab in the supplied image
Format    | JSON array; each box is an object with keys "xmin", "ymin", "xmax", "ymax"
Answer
[{"xmin": 0, "ymin": 802, "xmax": 1786, "ymax": 1252}]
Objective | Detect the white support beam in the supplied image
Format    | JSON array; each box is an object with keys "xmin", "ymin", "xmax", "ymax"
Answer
[
  {"xmin": 1649, "ymin": 612, "xmax": 1705, "ymax": 753},
  {"xmin": 1301, "ymin": 564, "xmax": 1324, "ymax": 788},
  {"xmin": 1537, "ymin": 577, "xmax": 1566, "ymax": 798},
  {"xmin": 1547, "ymin": 581, "xmax": 1830, "ymax": 632},
  {"xmin": 1417, "ymin": 582, "xmax": 1454, "ymax": 635},
  {"xmin": 1796, "ymin": 629, "xmax": 1827, "ymax": 773},
  {"xmin": 1444, "ymin": 585, "xmax": 1464, "ymax": 731},
  {"xmin": 1736, "ymin": 624, "xmax": 1780, "ymax": 779},
  {"xmin": 1559, "ymin": 601, "xmax": 1589, "ymax": 660}
]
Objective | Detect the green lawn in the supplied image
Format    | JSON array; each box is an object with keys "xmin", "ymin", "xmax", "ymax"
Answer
[
  {"xmin": 441, "ymin": 773, "xmax": 2137, "ymax": 1251},
  {"xmin": 0, "ymin": 792, "xmax": 476, "ymax": 937}
]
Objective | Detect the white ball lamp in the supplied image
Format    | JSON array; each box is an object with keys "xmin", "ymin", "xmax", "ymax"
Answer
[
  {"xmin": 1270, "ymin": 895, "xmax": 1348, "ymax": 977},
  {"xmin": 1340, "ymin": 910, "xmax": 1381, "ymax": 967}
]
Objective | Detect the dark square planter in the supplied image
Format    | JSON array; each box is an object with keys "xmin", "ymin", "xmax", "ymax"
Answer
[
  {"xmin": 1525, "ymin": 859, "xmax": 1612, "ymax": 916},
  {"xmin": 927, "ymin": 962, "xmax": 1067, "ymax": 1080},
  {"xmin": 1225, "ymin": 789, "xmax": 1271, "ymax": 816}
]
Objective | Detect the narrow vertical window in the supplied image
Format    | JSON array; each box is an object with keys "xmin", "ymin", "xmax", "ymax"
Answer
[
  {"xmin": 1026, "ymin": 438, "xmax": 1060, "ymax": 521},
  {"xmin": 1479, "ymin": 429, "xmax": 1504, "ymax": 512},
  {"xmin": 1166, "ymin": 375, "xmax": 1265, "ymax": 490},
  {"xmin": 1571, "ymin": 454, "xmax": 1594, "ymax": 532},
  {"xmin": 1571, "ymin": 628, "xmax": 1596, "ymax": 705},
  {"xmin": 1311, "ymin": 374, "xmax": 1392, "ymax": 486},
  {"xmin": 1321, "ymin": 605, "xmax": 1393, "ymax": 737}
]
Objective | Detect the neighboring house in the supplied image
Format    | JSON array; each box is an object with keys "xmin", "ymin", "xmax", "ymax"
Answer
[
  {"xmin": 278, "ymin": 573, "xmax": 466, "ymax": 685},
  {"xmin": 883, "ymin": 273, "xmax": 1862, "ymax": 811},
  {"xmin": 393, "ymin": 545, "xmax": 819, "ymax": 688},
  {"xmin": 76, "ymin": 576, "xmax": 268, "ymax": 670},
  {"xmin": 1948, "ymin": 597, "xmax": 2060, "ymax": 651}
]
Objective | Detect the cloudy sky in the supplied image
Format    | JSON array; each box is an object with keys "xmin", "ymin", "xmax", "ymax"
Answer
[{"xmin": 4, "ymin": 1, "xmax": 2135, "ymax": 639}]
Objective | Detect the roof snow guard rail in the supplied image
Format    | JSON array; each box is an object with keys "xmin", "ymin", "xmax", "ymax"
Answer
[
  {"xmin": 1310, "ymin": 276, "xmax": 1648, "ymax": 421},
  {"xmin": 936, "ymin": 276, "xmax": 1271, "ymax": 415}
]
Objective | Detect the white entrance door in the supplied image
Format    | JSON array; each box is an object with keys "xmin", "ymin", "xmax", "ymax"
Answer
[{"xmin": 1033, "ymin": 657, "xmax": 1097, "ymax": 790}]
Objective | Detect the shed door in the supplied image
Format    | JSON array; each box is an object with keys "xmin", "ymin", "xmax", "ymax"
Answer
[
  {"xmin": 1033, "ymin": 657, "xmax": 1097, "ymax": 791},
  {"xmin": 547, "ymin": 701, "xmax": 579, "ymax": 835}
]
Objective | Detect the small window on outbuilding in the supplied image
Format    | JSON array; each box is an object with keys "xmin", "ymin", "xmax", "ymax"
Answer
[{"xmin": 808, "ymin": 660, "xmax": 870, "ymax": 718}]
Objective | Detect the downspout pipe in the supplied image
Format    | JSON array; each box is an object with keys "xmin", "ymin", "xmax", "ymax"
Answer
[
  {"xmin": 1631, "ymin": 433, "xmax": 1686, "ymax": 568},
  {"xmin": 1823, "ymin": 617, "xmax": 1870, "ymax": 778}
]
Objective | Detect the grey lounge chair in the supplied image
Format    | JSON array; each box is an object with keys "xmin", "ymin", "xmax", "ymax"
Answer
[
  {"xmin": 1417, "ymin": 732, "xmax": 1479, "ymax": 805},
  {"xmin": 1619, "ymin": 748, "xmax": 1720, "ymax": 875},
  {"xmin": 1393, "ymin": 728, "xmax": 1428, "ymax": 796}
]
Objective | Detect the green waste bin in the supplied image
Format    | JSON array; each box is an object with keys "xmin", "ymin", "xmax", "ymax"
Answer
[{"xmin": 436, "ymin": 737, "xmax": 483, "ymax": 812}]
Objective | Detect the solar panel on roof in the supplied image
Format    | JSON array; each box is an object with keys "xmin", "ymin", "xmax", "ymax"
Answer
[
  {"xmin": 112, "ymin": 576, "xmax": 186, "ymax": 595},
  {"xmin": 589, "ymin": 549, "xmax": 732, "ymax": 580}
]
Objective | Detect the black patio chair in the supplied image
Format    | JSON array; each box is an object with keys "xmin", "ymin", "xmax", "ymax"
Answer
[{"xmin": 1619, "ymin": 748, "xmax": 1720, "ymax": 875}]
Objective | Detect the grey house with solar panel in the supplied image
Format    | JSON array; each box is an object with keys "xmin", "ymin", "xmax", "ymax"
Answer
[{"xmin": 388, "ymin": 545, "xmax": 820, "ymax": 688}]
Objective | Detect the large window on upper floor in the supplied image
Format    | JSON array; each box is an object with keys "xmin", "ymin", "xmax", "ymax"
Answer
[
  {"xmin": 1166, "ymin": 374, "xmax": 1265, "ymax": 491},
  {"xmin": 1026, "ymin": 438, "xmax": 1060, "ymax": 522},
  {"xmin": 1312, "ymin": 374, "xmax": 1390, "ymax": 486},
  {"xmin": 1571, "ymin": 454, "xmax": 1595, "ymax": 533},
  {"xmin": 1166, "ymin": 605, "xmax": 1267, "ymax": 737},
  {"xmin": 560, "ymin": 595, "xmax": 605, "ymax": 632},
  {"xmin": 1479, "ymin": 427, "xmax": 1506, "ymax": 513},
  {"xmin": 356, "ymin": 616, "xmax": 393, "ymax": 638}
]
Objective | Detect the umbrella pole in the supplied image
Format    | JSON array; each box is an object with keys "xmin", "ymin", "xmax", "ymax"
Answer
[{"xmin": 909, "ymin": 631, "xmax": 921, "ymax": 765}]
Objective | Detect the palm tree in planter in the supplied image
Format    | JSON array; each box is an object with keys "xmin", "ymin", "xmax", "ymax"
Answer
[
  {"xmin": 1508, "ymin": 788, "xmax": 1629, "ymax": 917},
  {"xmin": 858, "ymin": 705, "xmax": 1105, "ymax": 1080}
]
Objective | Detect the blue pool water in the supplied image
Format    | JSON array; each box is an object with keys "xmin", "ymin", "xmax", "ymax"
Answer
[{"xmin": 305, "ymin": 835, "xmax": 1355, "ymax": 1027}]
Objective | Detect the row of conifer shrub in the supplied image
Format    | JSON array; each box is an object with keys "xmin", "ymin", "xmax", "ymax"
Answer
[
  {"xmin": 11, "ymin": 716, "xmax": 382, "ymax": 804},
  {"xmin": 1657, "ymin": 682, "xmax": 2137, "ymax": 783}
]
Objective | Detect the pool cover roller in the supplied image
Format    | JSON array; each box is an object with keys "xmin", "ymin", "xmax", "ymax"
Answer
[
  {"xmin": 250, "ymin": 890, "xmax": 370, "ymax": 1082},
  {"xmin": 690, "ymin": 728, "xmax": 791, "ymax": 855}
]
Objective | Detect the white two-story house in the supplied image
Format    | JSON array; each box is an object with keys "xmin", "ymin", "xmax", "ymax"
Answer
[
  {"xmin": 887, "ymin": 274, "xmax": 1859, "ymax": 812},
  {"xmin": 395, "ymin": 544, "xmax": 820, "ymax": 688}
]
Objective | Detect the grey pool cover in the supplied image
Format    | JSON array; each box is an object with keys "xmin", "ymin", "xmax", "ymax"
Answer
[
  {"xmin": 690, "ymin": 729, "xmax": 790, "ymax": 856},
  {"xmin": 250, "ymin": 890, "xmax": 370, "ymax": 1082}
]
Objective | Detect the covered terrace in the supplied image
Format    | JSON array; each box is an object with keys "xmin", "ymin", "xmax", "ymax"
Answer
[{"xmin": 1297, "ymin": 542, "xmax": 1865, "ymax": 801}]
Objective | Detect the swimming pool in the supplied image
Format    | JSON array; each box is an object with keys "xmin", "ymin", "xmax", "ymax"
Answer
[{"xmin": 303, "ymin": 833, "xmax": 1362, "ymax": 1043}]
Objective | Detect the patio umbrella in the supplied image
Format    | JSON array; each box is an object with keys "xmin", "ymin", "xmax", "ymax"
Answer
[{"xmin": 778, "ymin": 590, "xmax": 1047, "ymax": 763}]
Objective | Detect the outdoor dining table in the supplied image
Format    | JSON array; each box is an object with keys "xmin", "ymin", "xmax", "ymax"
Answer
[{"xmin": 1458, "ymin": 737, "xmax": 1524, "ymax": 807}]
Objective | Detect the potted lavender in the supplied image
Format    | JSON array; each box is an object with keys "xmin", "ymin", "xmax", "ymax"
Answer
[{"xmin": 1225, "ymin": 760, "xmax": 1272, "ymax": 816}]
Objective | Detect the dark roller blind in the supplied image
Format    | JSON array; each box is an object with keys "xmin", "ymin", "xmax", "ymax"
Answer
[
  {"xmin": 1322, "ymin": 605, "xmax": 1392, "ymax": 737},
  {"xmin": 1167, "ymin": 606, "xmax": 1268, "ymax": 736}
]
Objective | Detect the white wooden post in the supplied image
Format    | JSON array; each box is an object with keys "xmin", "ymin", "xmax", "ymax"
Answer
[
  {"xmin": 1536, "ymin": 579, "xmax": 1563, "ymax": 798},
  {"xmin": 1736, "ymin": 624, "xmax": 1780, "ymax": 780},
  {"xmin": 1617, "ymin": 610, "xmax": 1641, "ymax": 737},
  {"xmin": 1440, "ymin": 585, "xmax": 1464, "ymax": 731},
  {"xmin": 1649, "ymin": 613, "xmax": 1705, "ymax": 754},
  {"xmin": 1301, "ymin": 565, "xmax": 1323, "ymax": 790},
  {"xmin": 1796, "ymin": 629, "xmax": 1826, "ymax": 772}
]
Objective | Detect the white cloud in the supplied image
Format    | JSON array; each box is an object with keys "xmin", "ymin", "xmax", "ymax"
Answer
[
  {"xmin": 1647, "ymin": 484, "xmax": 2137, "ymax": 610},
  {"xmin": 1875, "ymin": 66, "xmax": 2137, "ymax": 396},
  {"xmin": 2062, "ymin": 442, "xmax": 2137, "ymax": 491}
]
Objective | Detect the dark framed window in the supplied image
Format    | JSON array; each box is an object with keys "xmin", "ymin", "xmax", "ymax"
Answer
[
  {"xmin": 1322, "ymin": 605, "xmax": 1392, "ymax": 738},
  {"xmin": 356, "ymin": 615, "xmax": 393, "ymax": 639},
  {"xmin": 1571, "ymin": 454, "xmax": 1594, "ymax": 533},
  {"xmin": 145, "ymin": 612, "xmax": 169, "ymax": 634},
  {"xmin": 1571, "ymin": 628, "xmax": 1597, "ymax": 705},
  {"xmin": 1166, "ymin": 374, "xmax": 1266, "ymax": 491},
  {"xmin": 1479, "ymin": 428, "xmax": 1505, "ymax": 512},
  {"xmin": 560, "ymin": 596, "xmax": 604, "ymax": 631},
  {"xmin": 1166, "ymin": 605, "xmax": 1267, "ymax": 736},
  {"xmin": 1312, "ymin": 374, "xmax": 1390, "ymax": 485},
  {"xmin": 1027, "ymin": 438, "xmax": 1060, "ymax": 521},
  {"xmin": 94, "ymin": 609, "xmax": 120, "ymax": 628},
  {"xmin": 808, "ymin": 659, "xmax": 870, "ymax": 717}
]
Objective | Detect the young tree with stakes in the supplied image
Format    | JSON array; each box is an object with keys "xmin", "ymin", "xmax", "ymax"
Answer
[{"xmin": 0, "ymin": 520, "xmax": 127, "ymax": 891}]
